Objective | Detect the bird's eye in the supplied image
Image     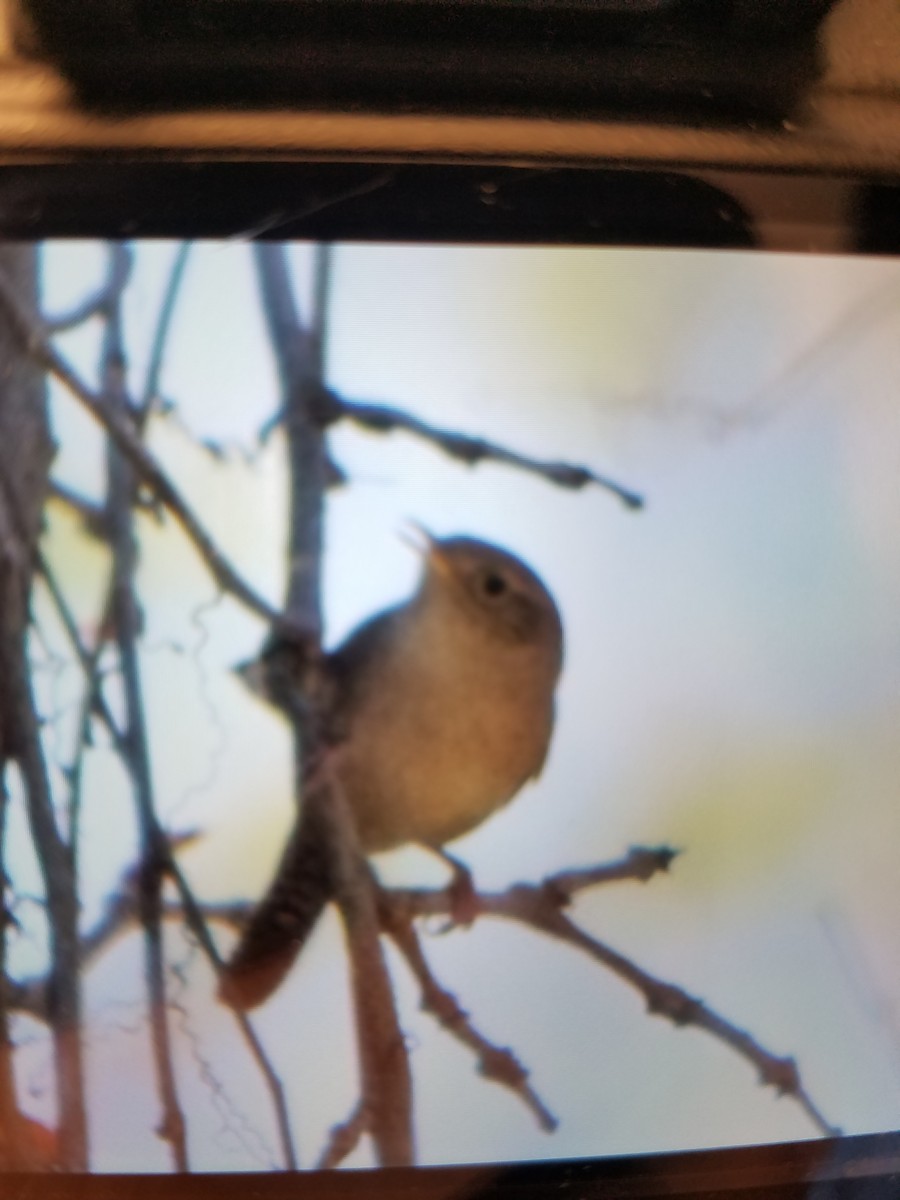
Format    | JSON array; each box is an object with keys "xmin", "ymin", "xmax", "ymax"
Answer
[{"xmin": 481, "ymin": 571, "xmax": 508, "ymax": 598}]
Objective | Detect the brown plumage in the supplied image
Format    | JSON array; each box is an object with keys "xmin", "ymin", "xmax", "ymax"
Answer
[{"xmin": 219, "ymin": 532, "xmax": 563, "ymax": 1010}]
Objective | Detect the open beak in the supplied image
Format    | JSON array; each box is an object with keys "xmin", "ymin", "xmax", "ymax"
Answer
[{"xmin": 399, "ymin": 520, "xmax": 453, "ymax": 579}]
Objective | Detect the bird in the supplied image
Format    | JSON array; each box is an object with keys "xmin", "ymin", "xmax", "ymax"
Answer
[{"xmin": 219, "ymin": 528, "xmax": 564, "ymax": 1010}]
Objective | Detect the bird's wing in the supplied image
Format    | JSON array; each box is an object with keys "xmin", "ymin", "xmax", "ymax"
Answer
[{"xmin": 326, "ymin": 606, "xmax": 401, "ymax": 722}]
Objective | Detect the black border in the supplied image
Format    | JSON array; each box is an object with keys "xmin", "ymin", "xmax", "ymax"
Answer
[
  {"xmin": 1, "ymin": 1132, "xmax": 900, "ymax": 1197},
  {"xmin": 0, "ymin": 161, "xmax": 898, "ymax": 255}
]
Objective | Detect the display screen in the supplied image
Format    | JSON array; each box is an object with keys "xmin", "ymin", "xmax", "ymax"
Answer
[{"xmin": 3, "ymin": 240, "xmax": 899, "ymax": 1174}]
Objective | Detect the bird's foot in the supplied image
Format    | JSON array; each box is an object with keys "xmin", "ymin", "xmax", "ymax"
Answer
[
  {"xmin": 433, "ymin": 846, "xmax": 481, "ymax": 928},
  {"xmin": 447, "ymin": 866, "xmax": 481, "ymax": 928}
]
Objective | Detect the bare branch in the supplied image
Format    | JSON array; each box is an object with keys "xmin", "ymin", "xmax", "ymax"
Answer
[
  {"xmin": 165, "ymin": 862, "xmax": 305, "ymax": 1169},
  {"xmin": 530, "ymin": 906, "xmax": 838, "ymax": 1138},
  {"xmin": 253, "ymin": 243, "xmax": 415, "ymax": 1168},
  {"xmin": 0, "ymin": 244, "xmax": 88, "ymax": 1170},
  {"xmin": 37, "ymin": 548, "xmax": 300, "ymax": 1171},
  {"xmin": 253, "ymin": 242, "xmax": 329, "ymax": 642},
  {"xmin": 227, "ymin": 1000, "xmax": 299, "ymax": 1170},
  {"xmin": 0, "ymin": 782, "xmax": 53, "ymax": 1170},
  {"xmin": 138, "ymin": 243, "xmax": 191, "ymax": 425},
  {"xmin": 545, "ymin": 845, "xmax": 679, "ymax": 902},
  {"xmin": 310, "ymin": 244, "xmax": 332, "ymax": 377},
  {"xmin": 0, "ymin": 613, "xmax": 83, "ymax": 1138},
  {"xmin": 0, "ymin": 258, "xmax": 305, "ymax": 642},
  {"xmin": 101, "ymin": 250, "xmax": 189, "ymax": 1172},
  {"xmin": 382, "ymin": 897, "xmax": 557, "ymax": 1134},
  {"xmin": 316, "ymin": 1100, "xmax": 367, "ymax": 1170},
  {"xmin": 36, "ymin": 556, "xmax": 126, "ymax": 749},
  {"xmin": 328, "ymin": 773, "xmax": 415, "ymax": 1167},
  {"xmin": 163, "ymin": 855, "xmax": 299, "ymax": 1170},
  {"xmin": 10, "ymin": 872, "xmax": 229, "ymax": 1022},
  {"xmin": 41, "ymin": 245, "xmax": 132, "ymax": 335},
  {"xmin": 63, "ymin": 647, "xmax": 103, "ymax": 870},
  {"xmin": 48, "ymin": 477, "xmax": 162, "ymax": 541},
  {"xmin": 47, "ymin": 479, "xmax": 108, "ymax": 539},
  {"xmin": 329, "ymin": 392, "xmax": 644, "ymax": 510},
  {"xmin": 385, "ymin": 870, "xmax": 839, "ymax": 1139},
  {"xmin": 13, "ymin": 830, "xmax": 837, "ymax": 1149}
]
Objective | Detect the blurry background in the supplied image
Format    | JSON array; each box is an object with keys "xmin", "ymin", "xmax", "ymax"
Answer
[{"xmin": 11, "ymin": 241, "xmax": 900, "ymax": 1170}]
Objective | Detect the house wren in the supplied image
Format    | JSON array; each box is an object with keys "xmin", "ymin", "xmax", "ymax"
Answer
[{"xmin": 220, "ymin": 530, "xmax": 564, "ymax": 1010}]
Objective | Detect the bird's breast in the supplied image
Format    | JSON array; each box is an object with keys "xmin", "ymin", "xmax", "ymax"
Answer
[{"xmin": 335, "ymin": 608, "xmax": 557, "ymax": 852}]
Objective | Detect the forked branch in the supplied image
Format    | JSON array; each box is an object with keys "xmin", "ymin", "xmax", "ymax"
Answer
[
  {"xmin": 8, "ymin": 841, "xmax": 836, "ymax": 1152},
  {"xmin": 0, "ymin": 259, "xmax": 305, "ymax": 642},
  {"xmin": 382, "ymin": 854, "xmax": 840, "ymax": 1140},
  {"xmin": 253, "ymin": 242, "xmax": 415, "ymax": 1168}
]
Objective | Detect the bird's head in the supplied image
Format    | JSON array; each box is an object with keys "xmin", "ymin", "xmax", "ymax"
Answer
[{"xmin": 402, "ymin": 522, "xmax": 563, "ymax": 660}]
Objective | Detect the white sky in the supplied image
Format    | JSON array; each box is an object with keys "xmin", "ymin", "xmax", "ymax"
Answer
[{"xmin": 11, "ymin": 240, "xmax": 900, "ymax": 1172}]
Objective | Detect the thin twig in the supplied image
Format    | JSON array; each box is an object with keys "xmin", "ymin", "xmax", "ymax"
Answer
[
  {"xmin": 374, "ymin": 848, "xmax": 675, "ymax": 1136},
  {"xmin": 529, "ymin": 906, "xmax": 838, "ymax": 1138},
  {"xmin": 138, "ymin": 243, "xmax": 191, "ymax": 426},
  {"xmin": 316, "ymin": 1100, "xmax": 367, "ymax": 1170},
  {"xmin": 328, "ymin": 775, "xmax": 415, "ymax": 1167},
  {"xmin": 330, "ymin": 392, "xmax": 644, "ymax": 510},
  {"xmin": 252, "ymin": 242, "xmax": 348, "ymax": 1166},
  {"xmin": 0, "ymin": 244, "xmax": 88, "ymax": 1170},
  {"xmin": 11, "ymin": 832, "xmax": 837, "ymax": 1146},
  {"xmin": 162, "ymin": 860, "xmax": 305, "ymax": 1170},
  {"xmin": 37, "ymin": 551, "xmax": 300, "ymax": 1172},
  {"xmin": 382, "ymin": 898, "xmax": 557, "ymax": 1134},
  {"xmin": 385, "ymin": 870, "xmax": 840, "ymax": 1139},
  {"xmin": 47, "ymin": 479, "xmax": 108, "ymax": 540},
  {"xmin": 63, "ymin": 644, "xmax": 103, "ymax": 871},
  {"xmin": 164, "ymin": 856, "xmax": 299, "ymax": 1170},
  {"xmin": 253, "ymin": 242, "xmax": 416, "ymax": 1168},
  {"xmin": 36, "ymin": 558, "xmax": 126, "ymax": 750},
  {"xmin": 41, "ymin": 247, "xmax": 132, "ymax": 335},
  {"xmin": 0, "ymin": 259, "xmax": 302, "ymax": 641},
  {"xmin": 1, "ymin": 514, "xmax": 87, "ymax": 1170},
  {"xmin": 48, "ymin": 478, "xmax": 161, "ymax": 540},
  {"xmin": 310, "ymin": 244, "xmax": 332, "ymax": 379},
  {"xmin": 252, "ymin": 243, "xmax": 328, "ymax": 641},
  {"xmin": 546, "ymin": 845, "xmax": 679, "ymax": 901},
  {"xmin": 1, "ymin": 847, "xmax": 671, "ymax": 1019},
  {"xmin": 0, "ymin": 781, "xmax": 45, "ymax": 1170},
  {"xmin": 101, "ymin": 247, "xmax": 189, "ymax": 1172},
  {"xmin": 5, "ymin": 850, "xmax": 300, "ymax": 1170}
]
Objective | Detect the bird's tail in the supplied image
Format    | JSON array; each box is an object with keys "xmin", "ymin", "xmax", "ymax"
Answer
[{"xmin": 218, "ymin": 794, "xmax": 336, "ymax": 1011}]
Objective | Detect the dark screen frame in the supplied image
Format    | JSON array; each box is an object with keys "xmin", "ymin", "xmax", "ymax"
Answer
[
  {"xmin": 1, "ymin": 1131, "xmax": 900, "ymax": 1196},
  {"xmin": 0, "ymin": 160, "xmax": 897, "ymax": 254}
]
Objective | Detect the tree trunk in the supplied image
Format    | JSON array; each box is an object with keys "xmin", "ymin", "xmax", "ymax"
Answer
[{"xmin": 0, "ymin": 244, "xmax": 88, "ymax": 1170}]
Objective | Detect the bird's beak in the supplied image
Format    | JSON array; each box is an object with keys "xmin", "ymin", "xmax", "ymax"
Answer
[{"xmin": 399, "ymin": 520, "xmax": 453, "ymax": 579}]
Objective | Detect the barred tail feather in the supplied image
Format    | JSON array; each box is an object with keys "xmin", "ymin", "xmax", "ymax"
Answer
[{"xmin": 218, "ymin": 803, "xmax": 335, "ymax": 1010}]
